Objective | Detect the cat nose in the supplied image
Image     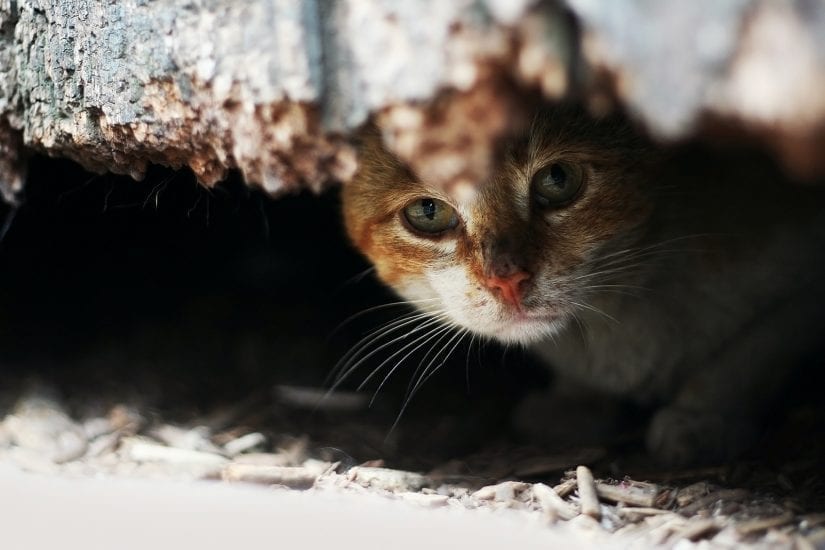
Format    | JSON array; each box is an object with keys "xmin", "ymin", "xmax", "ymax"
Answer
[{"xmin": 484, "ymin": 271, "xmax": 531, "ymax": 308}]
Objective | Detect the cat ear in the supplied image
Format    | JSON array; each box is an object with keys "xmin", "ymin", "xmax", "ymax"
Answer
[{"xmin": 352, "ymin": 121, "xmax": 382, "ymax": 148}]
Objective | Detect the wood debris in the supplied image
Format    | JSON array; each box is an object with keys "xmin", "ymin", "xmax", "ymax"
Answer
[
  {"xmin": 531, "ymin": 482, "xmax": 578, "ymax": 521},
  {"xmin": 594, "ymin": 479, "xmax": 659, "ymax": 507},
  {"xmin": 677, "ymin": 518, "xmax": 723, "ymax": 542},
  {"xmin": 735, "ymin": 511, "xmax": 795, "ymax": 536},
  {"xmin": 221, "ymin": 464, "xmax": 321, "ymax": 489},
  {"xmin": 0, "ymin": 389, "xmax": 822, "ymax": 549},
  {"xmin": 223, "ymin": 432, "xmax": 266, "ymax": 457},
  {"xmin": 675, "ymin": 480, "xmax": 712, "ymax": 507},
  {"xmin": 679, "ymin": 488, "xmax": 749, "ymax": 516},
  {"xmin": 347, "ymin": 466, "xmax": 426, "ymax": 492},
  {"xmin": 122, "ymin": 437, "xmax": 228, "ymax": 466},
  {"xmin": 553, "ymin": 478, "xmax": 578, "ymax": 498},
  {"xmin": 576, "ymin": 465, "xmax": 601, "ymax": 520},
  {"xmin": 472, "ymin": 481, "xmax": 530, "ymax": 502}
]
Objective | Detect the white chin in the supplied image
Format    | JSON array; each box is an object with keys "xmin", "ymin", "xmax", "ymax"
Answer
[{"xmin": 472, "ymin": 315, "xmax": 565, "ymax": 345}]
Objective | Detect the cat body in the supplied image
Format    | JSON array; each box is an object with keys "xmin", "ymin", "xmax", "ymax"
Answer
[{"xmin": 342, "ymin": 108, "xmax": 825, "ymax": 464}]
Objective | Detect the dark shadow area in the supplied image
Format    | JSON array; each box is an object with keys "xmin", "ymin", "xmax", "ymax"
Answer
[{"xmin": 0, "ymin": 156, "xmax": 544, "ymax": 467}]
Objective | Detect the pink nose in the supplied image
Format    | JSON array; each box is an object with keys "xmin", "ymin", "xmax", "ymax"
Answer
[{"xmin": 484, "ymin": 271, "xmax": 530, "ymax": 308}]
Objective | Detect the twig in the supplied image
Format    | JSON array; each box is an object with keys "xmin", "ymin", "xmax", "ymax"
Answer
[
  {"xmin": 675, "ymin": 481, "xmax": 712, "ymax": 507},
  {"xmin": 553, "ymin": 477, "xmax": 577, "ymax": 498},
  {"xmin": 576, "ymin": 465, "xmax": 601, "ymax": 520},
  {"xmin": 736, "ymin": 511, "xmax": 795, "ymax": 536},
  {"xmin": 677, "ymin": 518, "xmax": 722, "ymax": 541},
  {"xmin": 532, "ymin": 483, "xmax": 578, "ymax": 521},
  {"xmin": 595, "ymin": 480, "xmax": 660, "ymax": 507}
]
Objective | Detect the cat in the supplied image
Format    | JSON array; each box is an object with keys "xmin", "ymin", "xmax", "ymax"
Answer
[{"xmin": 341, "ymin": 106, "xmax": 825, "ymax": 465}]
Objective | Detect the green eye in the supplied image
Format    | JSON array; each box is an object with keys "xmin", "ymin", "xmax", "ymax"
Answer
[
  {"xmin": 532, "ymin": 162, "xmax": 584, "ymax": 207},
  {"xmin": 402, "ymin": 197, "xmax": 458, "ymax": 235}
]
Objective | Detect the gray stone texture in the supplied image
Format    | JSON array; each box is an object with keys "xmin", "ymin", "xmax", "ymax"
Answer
[{"xmin": 1, "ymin": 0, "xmax": 824, "ymax": 201}]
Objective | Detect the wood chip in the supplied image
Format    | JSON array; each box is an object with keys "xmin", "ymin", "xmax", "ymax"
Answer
[
  {"xmin": 595, "ymin": 480, "xmax": 660, "ymax": 507},
  {"xmin": 347, "ymin": 467, "xmax": 426, "ymax": 492},
  {"xmin": 553, "ymin": 478, "xmax": 577, "ymax": 498},
  {"xmin": 677, "ymin": 518, "xmax": 722, "ymax": 541},
  {"xmin": 617, "ymin": 507, "xmax": 672, "ymax": 518},
  {"xmin": 303, "ymin": 459, "xmax": 338, "ymax": 477},
  {"xmin": 531, "ymin": 483, "xmax": 578, "ymax": 521},
  {"xmin": 675, "ymin": 481, "xmax": 712, "ymax": 507},
  {"xmin": 273, "ymin": 436, "xmax": 309, "ymax": 465},
  {"xmin": 82, "ymin": 417, "xmax": 115, "ymax": 440},
  {"xmin": 800, "ymin": 513, "xmax": 825, "ymax": 529},
  {"xmin": 5, "ymin": 394, "xmax": 88, "ymax": 464},
  {"xmin": 123, "ymin": 438, "xmax": 228, "ymax": 466},
  {"xmin": 472, "ymin": 481, "xmax": 530, "ymax": 502},
  {"xmin": 223, "ymin": 432, "xmax": 266, "ymax": 456},
  {"xmin": 679, "ymin": 488, "xmax": 749, "ymax": 516},
  {"xmin": 107, "ymin": 405, "xmax": 144, "ymax": 435},
  {"xmin": 736, "ymin": 511, "xmax": 795, "ymax": 536},
  {"xmin": 576, "ymin": 465, "xmax": 601, "ymax": 520},
  {"xmin": 398, "ymin": 492, "xmax": 450, "ymax": 508},
  {"xmin": 230, "ymin": 452, "xmax": 293, "ymax": 467},
  {"xmin": 221, "ymin": 464, "xmax": 318, "ymax": 488},
  {"xmin": 85, "ymin": 430, "xmax": 122, "ymax": 458},
  {"xmin": 151, "ymin": 425, "xmax": 224, "ymax": 455}
]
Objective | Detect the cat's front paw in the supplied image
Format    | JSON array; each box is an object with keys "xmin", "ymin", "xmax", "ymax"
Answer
[{"xmin": 646, "ymin": 406, "xmax": 757, "ymax": 466}]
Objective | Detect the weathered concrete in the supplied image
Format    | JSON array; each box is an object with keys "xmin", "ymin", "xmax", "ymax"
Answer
[{"xmin": 1, "ymin": 0, "xmax": 825, "ymax": 202}]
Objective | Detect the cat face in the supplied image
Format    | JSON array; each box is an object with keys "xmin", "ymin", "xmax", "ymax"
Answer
[{"xmin": 343, "ymin": 109, "xmax": 655, "ymax": 344}]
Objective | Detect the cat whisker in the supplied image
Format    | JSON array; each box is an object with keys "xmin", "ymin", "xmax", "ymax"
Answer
[
  {"xmin": 403, "ymin": 324, "xmax": 461, "ymax": 398},
  {"xmin": 326, "ymin": 309, "xmax": 441, "ymax": 385},
  {"xmin": 328, "ymin": 309, "xmax": 431, "ymax": 379},
  {"xmin": 575, "ymin": 250, "xmax": 683, "ymax": 279},
  {"xmin": 581, "ymin": 283, "xmax": 652, "ymax": 300},
  {"xmin": 407, "ymin": 330, "xmax": 469, "ymax": 410},
  {"xmin": 370, "ymin": 325, "xmax": 453, "ymax": 406},
  {"xmin": 583, "ymin": 283, "xmax": 650, "ymax": 292},
  {"xmin": 465, "ymin": 333, "xmax": 476, "ymax": 393},
  {"xmin": 569, "ymin": 310, "xmax": 588, "ymax": 343},
  {"xmin": 599, "ymin": 233, "xmax": 718, "ymax": 260},
  {"xmin": 582, "ymin": 288, "xmax": 645, "ymax": 301},
  {"xmin": 339, "ymin": 266, "xmax": 376, "ymax": 288},
  {"xmin": 570, "ymin": 255, "xmax": 673, "ymax": 285},
  {"xmin": 566, "ymin": 299, "xmax": 620, "ymax": 324},
  {"xmin": 365, "ymin": 321, "xmax": 457, "ymax": 406},
  {"xmin": 575, "ymin": 233, "xmax": 718, "ymax": 276},
  {"xmin": 409, "ymin": 327, "xmax": 467, "ymax": 399},
  {"xmin": 327, "ymin": 298, "xmax": 440, "ymax": 340},
  {"xmin": 387, "ymin": 328, "xmax": 469, "ymax": 437},
  {"xmin": 330, "ymin": 312, "xmax": 449, "ymax": 390}
]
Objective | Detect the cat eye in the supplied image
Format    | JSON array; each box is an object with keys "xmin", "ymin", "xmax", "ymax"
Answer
[
  {"xmin": 402, "ymin": 197, "xmax": 459, "ymax": 235},
  {"xmin": 532, "ymin": 162, "xmax": 584, "ymax": 207}
]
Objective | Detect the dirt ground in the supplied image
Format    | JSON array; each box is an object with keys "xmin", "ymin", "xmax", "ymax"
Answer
[{"xmin": 1, "ymin": 373, "xmax": 823, "ymax": 549}]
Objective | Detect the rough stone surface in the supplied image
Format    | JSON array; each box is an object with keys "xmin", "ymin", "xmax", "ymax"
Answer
[
  {"xmin": 2, "ymin": 0, "xmax": 825, "ymax": 200},
  {"xmin": 569, "ymin": 0, "xmax": 825, "ymax": 178},
  {"xmin": 0, "ymin": 0, "xmax": 554, "ymax": 198}
]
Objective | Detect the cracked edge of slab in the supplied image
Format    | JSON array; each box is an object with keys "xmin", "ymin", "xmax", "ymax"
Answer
[{"xmin": 2, "ymin": 0, "xmax": 825, "ymax": 201}]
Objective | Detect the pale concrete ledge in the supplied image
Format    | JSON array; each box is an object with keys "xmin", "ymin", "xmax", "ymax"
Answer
[{"xmin": 0, "ymin": 465, "xmax": 610, "ymax": 550}]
